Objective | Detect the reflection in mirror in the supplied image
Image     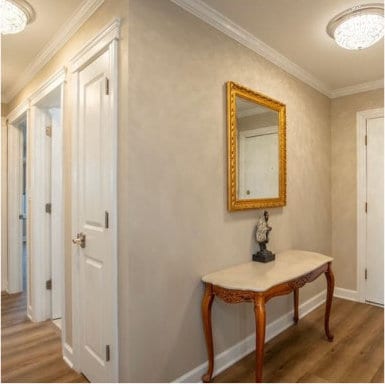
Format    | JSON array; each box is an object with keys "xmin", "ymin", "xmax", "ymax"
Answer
[
  {"xmin": 236, "ymin": 97, "xmax": 279, "ymax": 200},
  {"xmin": 227, "ymin": 81, "xmax": 286, "ymax": 211}
]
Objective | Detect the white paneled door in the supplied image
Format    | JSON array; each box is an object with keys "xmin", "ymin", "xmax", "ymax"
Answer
[
  {"xmin": 73, "ymin": 45, "xmax": 117, "ymax": 382},
  {"xmin": 366, "ymin": 116, "xmax": 384, "ymax": 305}
]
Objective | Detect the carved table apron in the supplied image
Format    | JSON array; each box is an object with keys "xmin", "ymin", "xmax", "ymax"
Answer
[{"xmin": 201, "ymin": 250, "xmax": 334, "ymax": 383}]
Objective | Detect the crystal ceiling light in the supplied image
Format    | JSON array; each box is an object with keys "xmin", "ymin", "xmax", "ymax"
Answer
[
  {"xmin": 327, "ymin": 3, "xmax": 384, "ymax": 50},
  {"xmin": 0, "ymin": 0, "xmax": 35, "ymax": 35}
]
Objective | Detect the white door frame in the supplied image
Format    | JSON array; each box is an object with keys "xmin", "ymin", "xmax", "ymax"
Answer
[
  {"xmin": 356, "ymin": 107, "xmax": 384, "ymax": 303},
  {"xmin": 28, "ymin": 69, "xmax": 66, "ymax": 323},
  {"xmin": 6, "ymin": 102, "xmax": 29, "ymax": 295},
  {"xmin": 69, "ymin": 19, "xmax": 119, "ymax": 379}
]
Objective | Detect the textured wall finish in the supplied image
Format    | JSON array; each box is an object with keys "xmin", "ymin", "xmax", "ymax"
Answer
[
  {"xmin": 121, "ymin": 0, "xmax": 331, "ymax": 381},
  {"xmin": 10, "ymin": 0, "xmax": 383, "ymax": 381},
  {"xmin": 331, "ymin": 89, "xmax": 384, "ymax": 291}
]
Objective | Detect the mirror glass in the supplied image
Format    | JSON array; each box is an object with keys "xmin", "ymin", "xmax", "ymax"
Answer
[
  {"xmin": 236, "ymin": 96, "xmax": 279, "ymax": 200},
  {"xmin": 227, "ymin": 82, "xmax": 286, "ymax": 211}
]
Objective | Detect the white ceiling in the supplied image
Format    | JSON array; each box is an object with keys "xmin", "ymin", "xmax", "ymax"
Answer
[
  {"xmin": 202, "ymin": 0, "xmax": 384, "ymax": 91},
  {"xmin": 1, "ymin": 0, "xmax": 86, "ymax": 102},
  {"xmin": 2, "ymin": 0, "xmax": 384, "ymax": 103}
]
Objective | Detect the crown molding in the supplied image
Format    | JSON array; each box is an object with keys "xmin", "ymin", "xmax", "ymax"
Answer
[
  {"xmin": 329, "ymin": 79, "xmax": 384, "ymax": 98},
  {"xmin": 3, "ymin": 0, "xmax": 105, "ymax": 104},
  {"xmin": 170, "ymin": 0, "xmax": 384, "ymax": 99},
  {"xmin": 170, "ymin": 0, "xmax": 330, "ymax": 96}
]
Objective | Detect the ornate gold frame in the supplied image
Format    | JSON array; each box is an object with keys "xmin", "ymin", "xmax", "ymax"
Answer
[{"xmin": 227, "ymin": 81, "xmax": 286, "ymax": 211}]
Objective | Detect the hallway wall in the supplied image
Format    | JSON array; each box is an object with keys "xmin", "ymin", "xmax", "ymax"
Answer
[
  {"xmin": 122, "ymin": 0, "xmax": 331, "ymax": 380},
  {"xmin": 331, "ymin": 89, "xmax": 384, "ymax": 291},
  {"xmin": 1, "ymin": 113, "xmax": 7, "ymax": 291},
  {"xmin": 5, "ymin": 0, "xmax": 383, "ymax": 381}
]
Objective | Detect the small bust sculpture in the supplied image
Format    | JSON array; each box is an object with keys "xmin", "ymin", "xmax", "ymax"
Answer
[{"xmin": 253, "ymin": 211, "xmax": 275, "ymax": 263}]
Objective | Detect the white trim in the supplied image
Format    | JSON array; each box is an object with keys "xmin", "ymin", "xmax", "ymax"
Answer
[
  {"xmin": 334, "ymin": 287, "xmax": 359, "ymax": 302},
  {"xmin": 7, "ymin": 101, "xmax": 29, "ymax": 124},
  {"xmin": 63, "ymin": 343, "xmax": 74, "ymax": 369},
  {"xmin": 69, "ymin": 18, "xmax": 120, "ymax": 72},
  {"xmin": 28, "ymin": 68, "xmax": 67, "ymax": 106},
  {"xmin": 27, "ymin": 304, "xmax": 33, "ymax": 321},
  {"xmin": 356, "ymin": 108, "xmax": 384, "ymax": 303},
  {"xmin": 330, "ymin": 79, "xmax": 384, "ymax": 99},
  {"xmin": 170, "ymin": 0, "xmax": 330, "ymax": 96},
  {"xmin": 3, "ymin": 0, "xmax": 105, "ymax": 103},
  {"xmin": 170, "ymin": 0, "xmax": 384, "ymax": 98},
  {"xmin": 70, "ymin": 67, "xmax": 81, "ymax": 372},
  {"xmin": 71, "ymin": 25, "xmax": 119, "ymax": 381},
  {"xmin": 174, "ymin": 290, "xmax": 326, "ymax": 383}
]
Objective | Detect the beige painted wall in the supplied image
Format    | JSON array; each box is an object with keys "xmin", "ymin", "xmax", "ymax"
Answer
[
  {"xmin": 120, "ymin": 0, "xmax": 331, "ymax": 381},
  {"xmin": 1, "ymin": 116, "xmax": 7, "ymax": 291},
  {"xmin": 1, "ymin": 102, "xmax": 8, "ymax": 291},
  {"xmin": 331, "ymin": 89, "xmax": 384, "ymax": 291},
  {"xmin": 11, "ymin": 0, "xmax": 385, "ymax": 382}
]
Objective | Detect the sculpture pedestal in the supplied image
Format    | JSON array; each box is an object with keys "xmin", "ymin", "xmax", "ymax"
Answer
[{"xmin": 253, "ymin": 250, "xmax": 275, "ymax": 263}]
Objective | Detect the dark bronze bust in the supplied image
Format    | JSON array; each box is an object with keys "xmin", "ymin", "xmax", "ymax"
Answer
[{"xmin": 253, "ymin": 211, "xmax": 275, "ymax": 263}]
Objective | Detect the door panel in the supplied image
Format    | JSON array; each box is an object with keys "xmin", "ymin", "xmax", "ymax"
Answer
[
  {"xmin": 76, "ymin": 48, "xmax": 115, "ymax": 382},
  {"xmin": 366, "ymin": 116, "xmax": 384, "ymax": 305}
]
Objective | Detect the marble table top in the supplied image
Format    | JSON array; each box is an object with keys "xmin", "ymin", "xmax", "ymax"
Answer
[{"xmin": 202, "ymin": 250, "xmax": 333, "ymax": 292}]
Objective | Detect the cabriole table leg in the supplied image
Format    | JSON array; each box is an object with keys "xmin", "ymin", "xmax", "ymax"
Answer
[
  {"xmin": 202, "ymin": 283, "xmax": 215, "ymax": 382},
  {"xmin": 324, "ymin": 262, "xmax": 335, "ymax": 341},
  {"xmin": 293, "ymin": 288, "xmax": 299, "ymax": 324},
  {"xmin": 254, "ymin": 294, "xmax": 266, "ymax": 383}
]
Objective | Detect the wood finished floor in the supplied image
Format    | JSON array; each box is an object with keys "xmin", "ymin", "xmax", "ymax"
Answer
[
  {"xmin": 1, "ymin": 290, "xmax": 88, "ymax": 383},
  {"xmin": 2, "ymin": 293, "xmax": 383, "ymax": 383},
  {"xmin": 213, "ymin": 298, "xmax": 384, "ymax": 383}
]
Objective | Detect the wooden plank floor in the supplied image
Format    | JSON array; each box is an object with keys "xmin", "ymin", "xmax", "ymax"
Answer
[
  {"xmin": 1, "ymin": 290, "xmax": 88, "ymax": 383},
  {"xmin": 213, "ymin": 298, "xmax": 384, "ymax": 383}
]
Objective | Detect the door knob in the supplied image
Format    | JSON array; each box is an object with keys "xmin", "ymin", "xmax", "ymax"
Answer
[{"xmin": 72, "ymin": 232, "xmax": 86, "ymax": 248}]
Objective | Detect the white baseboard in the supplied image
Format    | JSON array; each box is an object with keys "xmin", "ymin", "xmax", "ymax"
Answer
[
  {"xmin": 174, "ymin": 290, "xmax": 326, "ymax": 383},
  {"xmin": 27, "ymin": 305, "xmax": 33, "ymax": 321},
  {"xmin": 334, "ymin": 287, "xmax": 359, "ymax": 302},
  {"xmin": 63, "ymin": 343, "xmax": 74, "ymax": 369}
]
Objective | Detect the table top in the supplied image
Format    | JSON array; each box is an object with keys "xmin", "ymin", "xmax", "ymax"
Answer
[{"xmin": 202, "ymin": 250, "xmax": 332, "ymax": 292}]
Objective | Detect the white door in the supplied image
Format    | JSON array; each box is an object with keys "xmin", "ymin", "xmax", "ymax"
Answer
[
  {"xmin": 74, "ymin": 47, "xmax": 117, "ymax": 382},
  {"xmin": 366, "ymin": 116, "xmax": 384, "ymax": 305},
  {"xmin": 7, "ymin": 121, "xmax": 24, "ymax": 293},
  {"xmin": 239, "ymin": 127, "xmax": 279, "ymax": 199}
]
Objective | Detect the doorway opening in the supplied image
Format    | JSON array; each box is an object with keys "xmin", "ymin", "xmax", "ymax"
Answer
[
  {"xmin": 7, "ymin": 112, "xmax": 28, "ymax": 304},
  {"xmin": 30, "ymin": 83, "xmax": 65, "ymax": 327}
]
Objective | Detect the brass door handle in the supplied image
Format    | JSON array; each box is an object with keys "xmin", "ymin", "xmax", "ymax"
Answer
[{"xmin": 72, "ymin": 232, "xmax": 86, "ymax": 248}]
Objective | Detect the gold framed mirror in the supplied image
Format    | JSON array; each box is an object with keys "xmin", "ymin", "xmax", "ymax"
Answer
[{"xmin": 227, "ymin": 81, "xmax": 286, "ymax": 211}]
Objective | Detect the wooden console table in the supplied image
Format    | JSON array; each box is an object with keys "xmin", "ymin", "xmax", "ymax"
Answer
[{"xmin": 201, "ymin": 250, "xmax": 334, "ymax": 383}]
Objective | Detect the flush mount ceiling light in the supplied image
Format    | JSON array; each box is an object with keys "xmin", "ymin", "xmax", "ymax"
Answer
[
  {"xmin": 327, "ymin": 3, "xmax": 384, "ymax": 50},
  {"xmin": 0, "ymin": 0, "xmax": 35, "ymax": 34}
]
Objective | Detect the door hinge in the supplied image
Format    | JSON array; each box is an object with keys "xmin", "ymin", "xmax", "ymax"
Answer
[
  {"xmin": 365, "ymin": 134, "xmax": 367, "ymax": 146},
  {"xmin": 46, "ymin": 126, "xmax": 52, "ymax": 137},
  {"xmin": 105, "ymin": 78, "xmax": 110, "ymax": 95},
  {"xmin": 46, "ymin": 279, "xmax": 52, "ymax": 290},
  {"xmin": 365, "ymin": 269, "xmax": 368, "ymax": 280},
  {"xmin": 106, "ymin": 345, "xmax": 110, "ymax": 361},
  {"xmin": 105, "ymin": 211, "xmax": 109, "ymax": 229},
  {"xmin": 45, "ymin": 203, "xmax": 52, "ymax": 213},
  {"xmin": 365, "ymin": 202, "xmax": 368, "ymax": 213}
]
